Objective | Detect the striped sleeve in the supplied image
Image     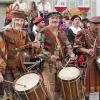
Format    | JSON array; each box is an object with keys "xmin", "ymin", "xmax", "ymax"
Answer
[{"xmin": 0, "ymin": 33, "xmax": 7, "ymax": 73}]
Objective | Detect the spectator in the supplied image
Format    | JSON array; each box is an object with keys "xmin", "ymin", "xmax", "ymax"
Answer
[
  {"xmin": 38, "ymin": 0, "xmax": 52, "ymax": 25},
  {"xmin": 13, "ymin": 0, "xmax": 27, "ymax": 12},
  {"xmin": 27, "ymin": 1, "xmax": 39, "ymax": 33}
]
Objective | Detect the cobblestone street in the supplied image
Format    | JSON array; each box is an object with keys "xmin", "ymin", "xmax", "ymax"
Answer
[{"xmin": 0, "ymin": 92, "xmax": 99, "ymax": 100}]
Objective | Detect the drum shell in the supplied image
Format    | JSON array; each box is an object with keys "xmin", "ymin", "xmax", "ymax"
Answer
[
  {"xmin": 58, "ymin": 67, "xmax": 84, "ymax": 100},
  {"xmin": 60, "ymin": 76, "xmax": 83, "ymax": 100},
  {"xmin": 14, "ymin": 73, "xmax": 48, "ymax": 100}
]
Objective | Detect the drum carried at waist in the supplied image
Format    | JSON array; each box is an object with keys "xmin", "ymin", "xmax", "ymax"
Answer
[
  {"xmin": 58, "ymin": 67, "xmax": 85, "ymax": 100},
  {"xmin": 96, "ymin": 57, "xmax": 100, "ymax": 71},
  {"xmin": 22, "ymin": 50, "xmax": 44, "ymax": 73},
  {"xmin": 14, "ymin": 72, "xmax": 48, "ymax": 100}
]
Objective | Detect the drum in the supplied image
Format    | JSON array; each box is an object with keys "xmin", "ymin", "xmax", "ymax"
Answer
[
  {"xmin": 14, "ymin": 73, "xmax": 48, "ymax": 100},
  {"xmin": 58, "ymin": 67, "xmax": 84, "ymax": 100},
  {"xmin": 96, "ymin": 57, "xmax": 100, "ymax": 71},
  {"xmin": 24, "ymin": 57, "xmax": 44, "ymax": 73}
]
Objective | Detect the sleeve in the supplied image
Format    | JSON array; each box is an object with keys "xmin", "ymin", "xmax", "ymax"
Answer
[
  {"xmin": 74, "ymin": 30, "xmax": 86, "ymax": 52},
  {"xmin": 0, "ymin": 33, "xmax": 7, "ymax": 74},
  {"xmin": 24, "ymin": 31, "xmax": 31, "ymax": 45},
  {"xmin": 59, "ymin": 30, "xmax": 73, "ymax": 51},
  {"xmin": 0, "ymin": 60, "xmax": 6, "ymax": 74},
  {"xmin": 67, "ymin": 28, "xmax": 75, "ymax": 46},
  {"xmin": 58, "ymin": 30, "xmax": 74, "ymax": 58}
]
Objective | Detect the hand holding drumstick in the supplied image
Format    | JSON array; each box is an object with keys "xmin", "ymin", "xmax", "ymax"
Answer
[
  {"xmin": 4, "ymin": 80, "xmax": 26, "ymax": 87},
  {"xmin": 0, "ymin": 72, "xmax": 26, "ymax": 87}
]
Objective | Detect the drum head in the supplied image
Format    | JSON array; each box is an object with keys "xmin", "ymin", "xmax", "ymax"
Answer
[
  {"xmin": 58, "ymin": 67, "xmax": 80, "ymax": 81},
  {"xmin": 14, "ymin": 73, "xmax": 40, "ymax": 91},
  {"xmin": 97, "ymin": 58, "xmax": 100, "ymax": 64}
]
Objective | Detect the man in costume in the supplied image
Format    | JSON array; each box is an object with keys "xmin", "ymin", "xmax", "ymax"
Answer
[
  {"xmin": 0, "ymin": 10, "xmax": 40, "ymax": 99},
  {"xmin": 69, "ymin": 15, "xmax": 82, "ymax": 46},
  {"xmin": 74, "ymin": 16, "xmax": 100, "ymax": 100},
  {"xmin": 40, "ymin": 12, "xmax": 75, "ymax": 100},
  {"xmin": 28, "ymin": 16, "xmax": 45, "ymax": 67},
  {"xmin": 32, "ymin": 16, "xmax": 45, "ymax": 42}
]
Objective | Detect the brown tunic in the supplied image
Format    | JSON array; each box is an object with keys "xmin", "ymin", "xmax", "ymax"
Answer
[
  {"xmin": 74, "ymin": 29, "xmax": 100, "ymax": 94},
  {"xmin": 42, "ymin": 26, "xmax": 73, "ymax": 61},
  {"xmin": 0, "ymin": 28, "xmax": 30, "ymax": 78}
]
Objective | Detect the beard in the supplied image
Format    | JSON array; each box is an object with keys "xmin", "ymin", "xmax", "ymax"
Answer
[
  {"xmin": 52, "ymin": 22, "xmax": 59, "ymax": 27},
  {"xmin": 14, "ymin": 23, "xmax": 23, "ymax": 29}
]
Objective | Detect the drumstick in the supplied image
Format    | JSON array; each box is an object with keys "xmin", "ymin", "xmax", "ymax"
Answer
[
  {"xmin": 19, "ymin": 42, "xmax": 32, "ymax": 49},
  {"xmin": 4, "ymin": 80, "xmax": 26, "ymax": 87},
  {"xmin": 19, "ymin": 41, "xmax": 38, "ymax": 49},
  {"xmin": 64, "ymin": 58, "xmax": 71, "ymax": 68}
]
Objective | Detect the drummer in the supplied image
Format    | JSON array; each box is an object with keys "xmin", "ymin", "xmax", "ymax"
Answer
[
  {"xmin": 32, "ymin": 16, "xmax": 45, "ymax": 42},
  {"xmin": 40, "ymin": 12, "xmax": 75, "ymax": 100},
  {"xmin": 0, "ymin": 10, "xmax": 40, "ymax": 99},
  {"xmin": 74, "ymin": 16, "xmax": 100, "ymax": 99}
]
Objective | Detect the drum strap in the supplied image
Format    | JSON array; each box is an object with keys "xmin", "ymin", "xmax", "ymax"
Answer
[
  {"xmin": 48, "ymin": 27, "xmax": 64, "ymax": 58},
  {"xmin": 93, "ymin": 35, "xmax": 97, "ymax": 52}
]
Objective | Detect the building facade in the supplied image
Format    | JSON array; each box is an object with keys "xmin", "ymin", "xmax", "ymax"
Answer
[
  {"xmin": 25, "ymin": 0, "xmax": 98, "ymax": 17},
  {"xmin": 0, "ymin": 0, "xmax": 100, "ymax": 28}
]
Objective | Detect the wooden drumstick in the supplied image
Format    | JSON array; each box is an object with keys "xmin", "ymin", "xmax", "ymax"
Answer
[
  {"xmin": 64, "ymin": 58, "xmax": 71, "ymax": 68},
  {"xmin": 4, "ymin": 80, "xmax": 26, "ymax": 87},
  {"xmin": 19, "ymin": 42, "xmax": 32, "ymax": 49},
  {"xmin": 19, "ymin": 41, "xmax": 39, "ymax": 49}
]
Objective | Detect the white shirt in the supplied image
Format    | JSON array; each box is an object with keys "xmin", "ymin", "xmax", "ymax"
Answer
[
  {"xmin": 70, "ymin": 26, "xmax": 81, "ymax": 35},
  {"xmin": 32, "ymin": 25, "xmax": 41, "ymax": 41},
  {"xmin": 38, "ymin": 2, "xmax": 52, "ymax": 13}
]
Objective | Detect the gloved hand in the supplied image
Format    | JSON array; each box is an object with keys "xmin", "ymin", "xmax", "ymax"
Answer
[{"xmin": 0, "ymin": 72, "xmax": 4, "ymax": 82}]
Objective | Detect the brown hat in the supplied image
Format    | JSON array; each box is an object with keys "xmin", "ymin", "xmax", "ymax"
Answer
[
  {"xmin": 48, "ymin": 12, "xmax": 62, "ymax": 19},
  {"xmin": 12, "ymin": 10, "xmax": 27, "ymax": 19},
  {"xmin": 71, "ymin": 15, "xmax": 81, "ymax": 21},
  {"xmin": 70, "ymin": 8, "xmax": 81, "ymax": 16},
  {"xmin": 89, "ymin": 16, "xmax": 100, "ymax": 24}
]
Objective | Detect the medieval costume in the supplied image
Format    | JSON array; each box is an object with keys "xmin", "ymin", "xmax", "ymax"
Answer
[
  {"xmin": 40, "ymin": 12, "xmax": 75, "ymax": 100},
  {"xmin": 0, "ymin": 10, "xmax": 30, "ymax": 99},
  {"xmin": 74, "ymin": 16, "xmax": 100, "ymax": 98},
  {"xmin": 32, "ymin": 16, "xmax": 45, "ymax": 41},
  {"xmin": 68, "ymin": 15, "xmax": 82, "ymax": 46}
]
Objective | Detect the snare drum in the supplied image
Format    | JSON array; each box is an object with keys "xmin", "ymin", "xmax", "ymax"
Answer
[
  {"xmin": 58, "ymin": 67, "xmax": 84, "ymax": 100},
  {"xmin": 14, "ymin": 73, "xmax": 48, "ymax": 100}
]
